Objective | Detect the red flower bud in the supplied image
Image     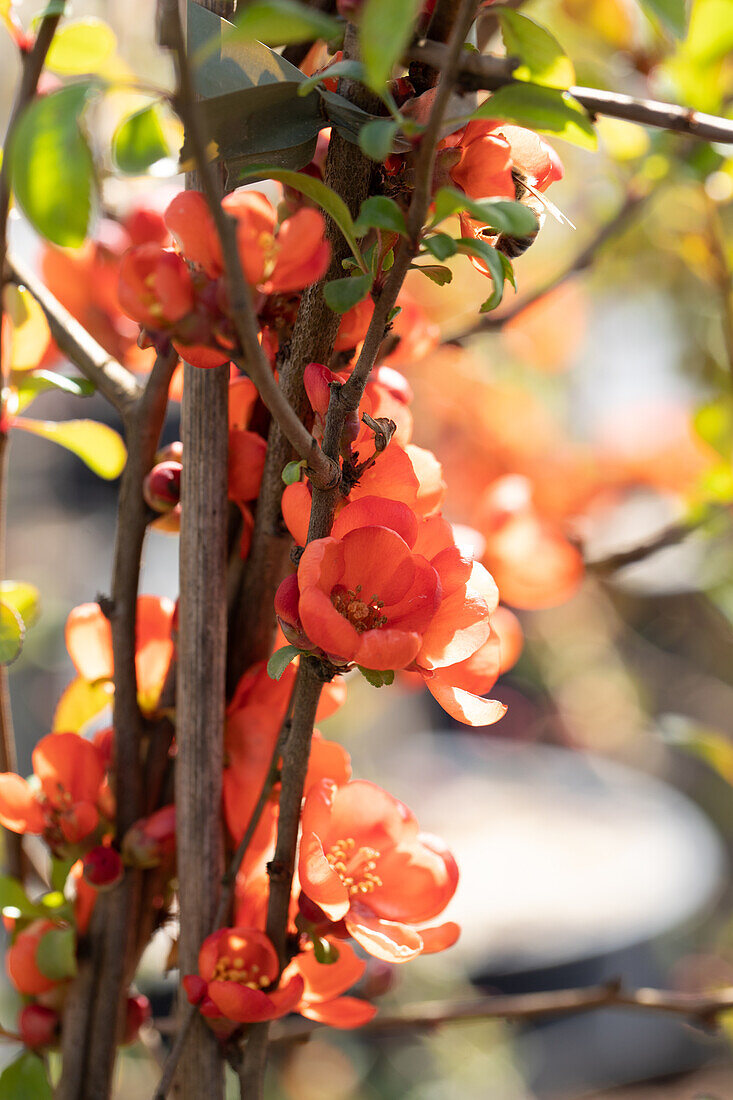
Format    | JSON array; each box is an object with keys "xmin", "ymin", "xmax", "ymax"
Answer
[
  {"xmin": 82, "ymin": 845, "xmax": 124, "ymax": 891},
  {"xmin": 18, "ymin": 1004, "xmax": 59, "ymax": 1049},
  {"xmin": 144, "ymin": 461, "xmax": 182, "ymax": 513},
  {"xmin": 156, "ymin": 441, "xmax": 183, "ymax": 464},
  {"xmin": 123, "ymin": 993, "xmax": 151, "ymax": 1044},
  {"xmin": 122, "ymin": 804, "xmax": 176, "ymax": 869}
]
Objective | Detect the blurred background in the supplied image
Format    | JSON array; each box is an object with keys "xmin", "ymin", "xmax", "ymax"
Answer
[{"xmin": 1, "ymin": 0, "xmax": 733, "ymax": 1096}]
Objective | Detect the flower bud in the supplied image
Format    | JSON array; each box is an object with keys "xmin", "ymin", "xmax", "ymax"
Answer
[
  {"xmin": 144, "ymin": 461, "xmax": 182, "ymax": 514},
  {"xmin": 18, "ymin": 1004, "xmax": 59, "ymax": 1049},
  {"xmin": 156, "ymin": 440, "xmax": 183, "ymax": 465},
  {"xmin": 122, "ymin": 805, "xmax": 176, "ymax": 869},
  {"xmin": 82, "ymin": 845, "xmax": 124, "ymax": 891},
  {"xmin": 123, "ymin": 993, "xmax": 151, "ymax": 1044}
]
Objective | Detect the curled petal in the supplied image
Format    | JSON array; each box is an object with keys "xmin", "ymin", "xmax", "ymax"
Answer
[
  {"xmin": 301, "ymin": 996, "xmax": 377, "ymax": 1028},
  {"xmin": 65, "ymin": 603, "xmax": 113, "ymax": 682},
  {"xmin": 298, "ymin": 830, "xmax": 350, "ymax": 922},
  {"xmin": 418, "ymin": 921, "xmax": 461, "ymax": 954},
  {"xmin": 424, "ymin": 678, "xmax": 506, "ymax": 727},
  {"xmin": 345, "ymin": 907, "xmax": 423, "ymax": 964},
  {"xmin": 331, "ymin": 496, "xmax": 418, "ymax": 549}
]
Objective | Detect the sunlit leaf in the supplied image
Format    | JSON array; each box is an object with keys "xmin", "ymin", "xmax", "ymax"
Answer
[
  {"xmin": 13, "ymin": 418, "xmax": 127, "ymax": 480},
  {"xmin": 359, "ymin": 0, "xmax": 421, "ymax": 91},
  {"xmin": 358, "ymin": 666, "xmax": 395, "ymax": 687},
  {"xmin": 227, "ymin": 0, "xmax": 341, "ymax": 46},
  {"xmin": 0, "ymin": 581, "xmax": 39, "ymax": 628},
  {"xmin": 14, "ymin": 371, "xmax": 95, "ymax": 414},
  {"xmin": 410, "ymin": 264, "xmax": 453, "ymax": 286},
  {"xmin": 432, "ymin": 187, "xmax": 539, "ymax": 236},
  {"xmin": 499, "ymin": 10, "xmax": 575, "ymax": 88},
  {"xmin": 637, "ymin": 0, "xmax": 688, "ymax": 38},
  {"xmin": 9, "ymin": 83, "xmax": 96, "ymax": 247},
  {"xmin": 2, "ymin": 285, "xmax": 51, "ymax": 372},
  {"xmin": 45, "ymin": 18, "xmax": 117, "ymax": 74},
  {"xmin": 472, "ymin": 84, "xmax": 596, "ymax": 150},
  {"xmin": 52, "ymin": 676, "xmax": 113, "ymax": 733},
  {"xmin": 0, "ymin": 601, "xmax": 23, "ymax": 665},
  {"xmin": 0, "ymin": 1052, "xmax": 52, "ymax": 1100},
  {"xmin": 112, "ymin": 104, "xmax": 171, "ymax": 175},
  {"xmin": 455, "ymin": 238, "xmax": 507, "ymax": 310}
]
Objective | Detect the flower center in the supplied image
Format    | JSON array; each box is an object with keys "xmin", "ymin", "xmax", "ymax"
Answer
[
  {"xmin": 326, "ymin": 837, "xmax": 383, "ymax": 896},
  {"xmin": 331, "ymin": 585, "xmax": 388, "ymax": 633},
  {"xmin": 211, "ymin": 955, "xmax": 270, "ymax": 989}
]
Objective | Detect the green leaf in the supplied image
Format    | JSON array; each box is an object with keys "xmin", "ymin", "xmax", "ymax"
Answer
[
  {"xmin": 638, "ymin": 0, "xmax": 689, "ymax": 37},
  {"xmin": 499, "ymin": 10, "xmax": 575, "ymax": 89},
  {"xmin": 9, "ymin": 83, "xmax": 96, "ymax": 247},
  {"xmin": 432, "ymin": 187, "xmax": 539, "ymax": 236},
  {"xmin": 228, "ymin": 0, "xmax": 341, "ymax": 46},
  {"xmin": 0, "ymin": 874, "xmax": 37, "ymax": 917},
  {"xmin": 423, "ymin": 233, "xmax": 458, "ymax": 261},
  {"xmin": 323, "ymin": 273, "xmax": 373, "ymax": 314},
  {"xmin": 500, "ymin": 251, "xmax": 517, "ymax": 290},
  {"xmin": 0, "ymin": 581, "xmax": 39, "ymax": 629},
  {"xmin": 13, "ymin": 418, "xmax": 127, "ymax": 480},
  {"xmin": 50, "ymin": 857, "xmax": 74, "ymax": 894},
  {"xmin": 0, "ymin": 602, "xmax": 24, "ymax": 665},
  {"xmin": 312, "ymin": 936, "xmax": 340, "ymax": 964},
  {"xmin": 358, "ymin": 118, "xmax": 399, "ymax": 162},
  {"xmin": 45, "ymin": 18, "xmax": 117, "ymax": 75},
  {"xmin": 360, "ymin": 0, "xmax": 421, "ymax": 91},
  {"xmin": 267, "ymin": 645, "xmax": 301, "ymax": 681},
  {"xmin": 410, "ymin": 264, "xmax": 453, "ymax": 286},
  {"xmin": 455, "ymin": 238, "xmax": 506, "ymax": 310},
  {"xmin": 282, "ymin": 459, "xmax": 306, "ymax": 485},
  {"xmin": 694, "ymin": 398, "xmax": 732, "ymax": 457},
  {"xmin": 15, "ymin": 371, "xmax": 95, "ymax": 414},
  {"xmin": 35, "ymin": 925, "xmax": 77, "ymax": 981},
  {"xmin": 357, "ymin": 666, "xmax": 395, "ymax": 687},
  {"xmin": 112, "ymin": 105, "xmax": 171, "ymax": 175},
  {"xmin": 473, "ymin": 84, "xmax": 596, "ymax": 150},
  {"xmin": 354, "ymin": 196, "xmax": 408, "ymax": 237},
  {"xmin": 240, "ymin": 167, "xmax": 365, "ymax": 271},
  {"xmin": 298, "ymin": 59, "xmax": 365, "ymax": 97},
  {"xmin": 0, "ymin": 1052, "xmax": 53, "ymax": 1100}
]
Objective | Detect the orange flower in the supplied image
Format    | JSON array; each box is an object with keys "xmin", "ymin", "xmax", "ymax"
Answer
[
  {"xmin": 476, "ymin": 475, "xmax": 584, "ymax": 609},
  {"xmin": 64, "ymin": 595, "xmax": 175, "ymax": 714},
  {"xmin": 283, "ymin": 937, "xmax": 377, "ymax": 1028},
  {"xmin": 449, "ymin": 119, "xmax": 563, "ymax": 203},
  {"xmin": 0, "ymin": 733, "xmax": 106, "ymax": 848},
  {"xmin": 118, "ymin": 244, "xmax": 194, "ymax": 330},
  {"xmin": 183, "ymin": 927, "xmax": 304, "ymax": 1024},
  {"xmin": 228, "ymin": 429, "xmax": 267, "ymax": 507},
  {"xmin": 298, "ymin": 778, "xmax": 459, "ymax": 963},
  {"xmin": 165, "ymin": 189, "xmax": 330, "ymax": 295}
]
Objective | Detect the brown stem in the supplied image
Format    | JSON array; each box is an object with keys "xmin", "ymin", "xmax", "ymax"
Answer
[
  {"xmin": 0, "ymin": 431, "xmax": 21, "ymax": 879},
  {"xmin": 56, "ymin": 350, "xmax": 177, "ymax": 1100},
  {"xmin": 161, "ymin": 0, "xmax": 338, "ymax": 494},
  {"xmin": 449, "ymin": 186, "xmax": 650, "ymax": 341},
  {"xmin": 270, "ymin": 981, "xmax": 733, "ymax": 1043},
  {"xmin": 407, "ymin": 41, "xmax": 733, "ymax": 144},
  {"xmin": 225, "ymin": 22, "xmax": 378, "ymax": 693},
  {"xmin": 7, "ymin": 252, "xmax": 142, "ymax": 421}
]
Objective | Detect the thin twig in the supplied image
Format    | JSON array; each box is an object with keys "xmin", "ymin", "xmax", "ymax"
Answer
[
  {"xmin": 6, "ymin": 251, "xmax": 142, "ymax": 421},
  {"xmin": 407, "ymin": 41, "xmax": 733, "ymax": 144},
  {"xmin": 269, "ymin": 981, "xmax": 733, "ymax": 1044},
  {"xmin": 160, "ymin": 0, "xmax": 338, "ymax": 493},
  {"xmin": 449, "ymin": 186, "xmax": 650, "ymax": 340}
]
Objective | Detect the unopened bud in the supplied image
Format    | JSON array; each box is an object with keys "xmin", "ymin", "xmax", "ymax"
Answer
[
  {"xmin": 123, "ymin": 993, "xmax": 151, "ymax": 1044},
  {"xmin": 122, "ymin": 805, "xmax": 176, "ymax": 869},
  {"xmin": 18, "ymin": 1004, "xmax": 59, "ymax": 1049},
  {"xmin": 83, "ymin": 845, "xmax": 124, "ymax": 891},
  {"xmin": 144, "ymin": 461, "xmax": 182, "ymax": 513},
  {"xmin": 156, "ymin": 440, "xmax": 183, "ymax": 464}
]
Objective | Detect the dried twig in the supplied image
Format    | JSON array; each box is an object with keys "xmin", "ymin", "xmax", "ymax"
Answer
[{"xmin": 407, "ymin": 42, "xmax": 733, "ymax": 145}]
